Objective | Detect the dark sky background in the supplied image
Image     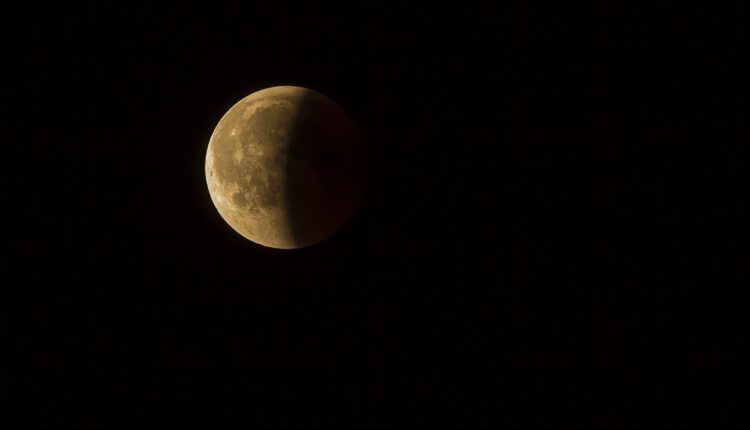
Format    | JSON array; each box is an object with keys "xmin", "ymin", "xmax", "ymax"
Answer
[{"xmin": 7, "ymin": 1, "xmax": 748, "ymax": 428}]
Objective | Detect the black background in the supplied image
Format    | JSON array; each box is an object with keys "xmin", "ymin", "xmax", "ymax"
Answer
[{"xmin": 7, "ymin": 1, "xmax": 748, "ymax": 428}]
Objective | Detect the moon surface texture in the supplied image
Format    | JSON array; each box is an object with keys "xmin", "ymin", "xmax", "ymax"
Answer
[{"xmin": 205, "ymin": 86, "xmax": 367, "ymax": 249}]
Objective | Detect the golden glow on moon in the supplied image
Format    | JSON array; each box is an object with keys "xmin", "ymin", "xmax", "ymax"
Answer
[{"xmin": 205, "ymin": 86, "xmax": 366, "ymax": 249}]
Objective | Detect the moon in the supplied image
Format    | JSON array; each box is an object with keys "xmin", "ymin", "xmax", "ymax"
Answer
[{"xmin": 205, "ymin": 86, "xmax": 367, "ymax": 249}]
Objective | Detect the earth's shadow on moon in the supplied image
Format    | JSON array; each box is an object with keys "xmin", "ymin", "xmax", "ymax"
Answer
[{"xmin": 281, "ymin": 89, "xmax": 367, "ymax": 249}]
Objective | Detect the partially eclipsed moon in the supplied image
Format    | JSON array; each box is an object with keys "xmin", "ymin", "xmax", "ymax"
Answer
[{"xmin": 205, "ymin": 86, "xmax": 367, "ymax": 249}]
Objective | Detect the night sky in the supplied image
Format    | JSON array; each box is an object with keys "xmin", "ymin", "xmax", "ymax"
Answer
[{"xmin": 8, "ymin": 2, "xmax": 747, "ymax": 428}]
